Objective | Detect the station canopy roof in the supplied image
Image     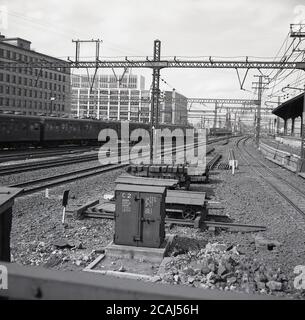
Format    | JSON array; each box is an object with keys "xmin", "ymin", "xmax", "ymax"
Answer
[{"xmin": 272, "ymin": 93, "xmax": 304, "ymax": 120}]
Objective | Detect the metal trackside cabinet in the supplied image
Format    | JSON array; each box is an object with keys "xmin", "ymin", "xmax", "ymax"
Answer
[{"xmin": 114, "ymin": 184, "xmax": 166, "ymax": 248}]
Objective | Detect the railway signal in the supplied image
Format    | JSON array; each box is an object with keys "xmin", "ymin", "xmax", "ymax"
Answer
[{"xmin": 61, "ymin": 190, "xmax": 70, "ymax": 224}]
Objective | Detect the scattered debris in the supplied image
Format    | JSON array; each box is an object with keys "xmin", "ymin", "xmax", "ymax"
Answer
[
  {"xmin": 119, "ymin": 265, "xmax": 126, "ymax": 272},
  {"xmin": 254, "ymin": 235, "xmax": 282, "ymax": 251},
  {"xmin": 158, "ymin": 241, "xmax": 291, "ymax": 295},
  {"xmin": 53, "ymin": 239, "xmax": 74, "ymax": 249}
]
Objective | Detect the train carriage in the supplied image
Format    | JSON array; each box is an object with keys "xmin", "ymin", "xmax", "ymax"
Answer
[
  {"xmin": 43, "ymin": 117, "xmax": 101, "ymax": 145},
  {"xmin": 0, "ymin": 114, "xmax": 41, "ymax": 148},
  {"xmin": 0, "ymin": 114, "xmax": 192, "ymax": 148}
]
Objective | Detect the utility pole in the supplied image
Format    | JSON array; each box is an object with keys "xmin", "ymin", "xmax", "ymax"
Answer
[
  {"xmin": 213, "ymin": 101, "xmax": 218, "ymax": 128},
  {"xmin": 290, "ymin": 24, "xmax": 305, "ymax": 169},
  {"xmin": 150, "ymin": 40, "xmax": 161, "ymax": 162},
  {"xmin": 277, "ymin": 96, "xmax": 281, "ymax": 134},
  {"xmin": 252, "ymin": 75, "xmax": 268, "ymax": 147},
  {"xmin": 256, "ymin": 75, "xmax": 263, "ymax": 147}
]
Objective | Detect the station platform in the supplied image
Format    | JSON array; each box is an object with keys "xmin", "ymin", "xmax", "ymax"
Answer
[
  {"xmin": 262, "ymin": 136, "xmax": 301, "ymax": 156},
  {"xmin": 259, "ymin": 137, "xmax": 305, "ymax": 179}
]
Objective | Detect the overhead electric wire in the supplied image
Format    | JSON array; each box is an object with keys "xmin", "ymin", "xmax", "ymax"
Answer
[
  {"xmin": 6, "ymin": 10, "xmax": 147, "ymax": 57},
  {"xmin": 267, "ymin": 49, "xmax": 305, "ymax": 99}
]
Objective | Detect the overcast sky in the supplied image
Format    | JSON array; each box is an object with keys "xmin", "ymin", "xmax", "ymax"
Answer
[{"xmin": 1, "ymin": 0, "xmax": 304, "ymax": 109}]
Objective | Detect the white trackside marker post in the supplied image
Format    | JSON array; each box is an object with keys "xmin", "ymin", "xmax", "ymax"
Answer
[
  {"xmin": 45, "ymin": 188, "xmax": 49, "ymax": 198},
  {"xmin": 61, "ymin": 190, "xmax": 70, "ymax": 224},
  {"xmin": 229, "ymin": 160, "xmax": 235, "ymax": 175},
  {"xmin": 229, "ymin": 149, "xmax": 238, "ymax": 175}
]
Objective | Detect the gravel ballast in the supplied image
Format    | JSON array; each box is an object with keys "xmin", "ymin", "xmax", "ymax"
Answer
[{"xmin": 6, "ymin": 136, "xmax": 305, "ymax": 299}]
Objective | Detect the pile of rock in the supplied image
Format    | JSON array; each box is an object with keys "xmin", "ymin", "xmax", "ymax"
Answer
[{"xmin": 159, "ymin": 242, "xmax": 292, "ymax": 295}]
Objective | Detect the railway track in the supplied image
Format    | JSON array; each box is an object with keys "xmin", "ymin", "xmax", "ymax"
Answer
[
  {"xmin": 10, "ymin": 163, "xmax": 127, "ymax": 196},
  {"xmin": 0, "ymin": 152, "xmax": 100, "ymax": 176},
  {"xmin": 0, "ymin": 136, "xmax": 229, "ymax": 176},
  {"xmin": 236, "ymin": 136, "xmax": 305, "ymax": 218},
  {"xmin": 11, "ymin": 137, "xmax": 221, "ymax": 196},
  {"xmin": 0, "ymin": 146, "xmax": 97, "ymax": 163}
]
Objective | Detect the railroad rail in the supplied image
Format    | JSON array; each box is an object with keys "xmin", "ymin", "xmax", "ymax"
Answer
[
  {"xmin": 9, "ymin": 137, "xmax": 220, "ymax": 196},
  {"xmin": 0, "ymin": 152, "xmax": 100, "ymax": 176},
  {"xmin": 0, "ymin": 146, "xmax": 97, "ymax": 163},
  {"xmin": 236, "ymin": 136, "xmax": 305, "ymax": 219},
  {"xmin": 76, "ymin": 206, "xmax": 266, "ymax": 232},
  {"xmin": 10, "ymin": 163, "xmax": 127, "ymax": 196},
  {"xmin": 0, "ymin": 136, "xmax": 230, "ymax": 176}
]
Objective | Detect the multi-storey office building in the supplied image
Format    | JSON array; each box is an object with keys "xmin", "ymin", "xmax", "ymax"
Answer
[
  {"xmin": 71, "ymin": 73, "xmax": 150, "ymax": 122},
  {"xmin": 0, "ymin": 34, "xmax": 71, "ymax": 116},
  {"xmin": 72, "ymin": 74, "xmax": 188, "ymax": 125},
  {"xmin": 161, "ymin": 90, "xmax": 188, "ymax": 125}
]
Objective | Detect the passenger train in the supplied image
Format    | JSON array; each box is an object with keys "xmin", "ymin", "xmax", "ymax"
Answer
[{"xmin": 0, "ymin": 114, "xmax": 191, "ymax": 149}]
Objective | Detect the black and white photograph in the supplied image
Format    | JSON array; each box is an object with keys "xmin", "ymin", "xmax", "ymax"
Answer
[{"xmin": 1, "ymin": 0, "xmax": 305, "ymax": 308}]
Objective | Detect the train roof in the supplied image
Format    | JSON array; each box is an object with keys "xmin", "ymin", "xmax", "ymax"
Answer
[
  {"xmin": 0, "ymin": 114, "xmax": 192, "ymax": 128},
  {"xmin": 0, "ymin": 114, "xmax": 119, "ymax": 124}
]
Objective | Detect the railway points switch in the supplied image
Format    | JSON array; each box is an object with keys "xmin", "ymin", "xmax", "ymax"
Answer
[{"xmin": 114, "ymin": 184, "xmax": 166, "ymax": 248}]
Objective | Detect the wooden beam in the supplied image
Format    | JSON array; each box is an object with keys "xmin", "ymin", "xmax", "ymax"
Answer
[{"xmin": 0, "ymin": 262, "xmax": 275, "ymax": 300}]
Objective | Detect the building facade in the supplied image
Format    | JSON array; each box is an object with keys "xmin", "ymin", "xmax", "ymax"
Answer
[
  {"xmin": 161, "ymin": 90, "xmax": 188, "ymax": 125},
  {"xmin": 71, "ymin": 73, "xmax": 151, "ymax": 122},
  {"xmin": 0, "ymin": 34, "xmax": 71, "ymax": 116},
  {"xmin": 71, "ymin": 73, "xmax": 188, "ymax": 125}
]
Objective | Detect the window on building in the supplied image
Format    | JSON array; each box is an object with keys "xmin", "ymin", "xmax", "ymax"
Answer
[
  {"xmin": 0, "ymin": 73, "xmax": 3, "ymax": 81},
  {"xmin": 0, "ymin": 85, "xmax": 3, "ymax": 93},
  {"xmin": 12, "ymin": 75, "xmax": 16, "ymax": 84},
  {"xmin": 0, "ymin": 49, "xmax": 4, "ymax": 58},
  {"xmin": 18, "ymin": 77, "xmax": 22, "ymax": 85}
]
